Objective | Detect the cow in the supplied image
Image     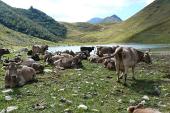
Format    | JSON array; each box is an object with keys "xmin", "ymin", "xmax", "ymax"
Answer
[
  {"xmin": 76, "ymin": 51, "xmax": 90, "ymax": 60},
  {"xmin": 88, "ymin": 54, "xmax": 100, "ymax": 63},
  {"xmin": 4, "ymin": 61, "xmax": 36, "ymax": 88},
  {"xmin": 31, "ymin": 53, "xmax": 40, "ymax": 61},
  {"xmin": 80, "ymin": 46, "xmax": 94, "ymax": 53},
  {"xmin": 127, "ymin": 103, "xmax": 161, "ymax": 113},
  {"xmin": 96, "ymin": 46, "xmax": 117, "ymax": 57},
  {"xmin": 27, "ymin": 50, "xmax": 33, "ymax": 56},
  {"xmin": 103, "ymin": 46, "xmax": 152, "ymax": 85},
  {"xmin": 63, "ymin": 50, "xmax": 75, "ymax": 57},
  {"xmin": 31, "ymin": 63, "xmax": 44, "ymax": 74},
  {"xmin": 54, "ymin": 54, "xmax": 83, "ymax": 69},
  {"xmin": 22, "ymin": 58, "xmax": 44, "ymax": 73},
  {"xmin": 103, "ymin": 58, "xmax": 116, "ymax": 70},
  {"xmin": 32, "ymin": 45, "xmax": 48, "ymax": 55},
  {"xmin": 0, "ymin": 49, "xmax": 10, "ymax": 60}
]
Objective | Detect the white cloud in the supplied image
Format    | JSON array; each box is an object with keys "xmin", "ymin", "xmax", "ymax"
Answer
[
  {"xmin": 1, "ymin": 0, "xmax": 154, "ymax": 22},
  {"xmin": 145, "ymin": 0, "xmax": 155, "ymax": 5}
]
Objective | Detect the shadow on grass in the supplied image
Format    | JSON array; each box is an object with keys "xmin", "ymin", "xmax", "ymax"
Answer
[{"xmin": 128, "ymin": 79, "xmax": 161, "ymax": 96}]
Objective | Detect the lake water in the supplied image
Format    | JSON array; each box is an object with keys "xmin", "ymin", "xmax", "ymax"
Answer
[{"xmin": 48, "ymin": 43, "xmax": 170, "ymax": 53}]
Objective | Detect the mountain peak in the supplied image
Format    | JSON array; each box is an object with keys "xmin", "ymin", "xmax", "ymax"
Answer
[{"xmin": 88, "ymin": 14, "xmax": 122, "ymax": 24}]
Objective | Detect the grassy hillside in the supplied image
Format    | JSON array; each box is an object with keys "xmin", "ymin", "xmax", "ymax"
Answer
[
  {"xmin": 64, "ymin": 0, "xmax": 170, "ymax": 44},
  {"xmin": 0, "ymin": 24, "xmax": 55, "ymax": 48},
  {"xmin": 0, "ymin": 51, "xmax": 170, "ymax": 113},
  {"xmin": 0, "ymin": 0, "xmax": 67, "ymax": 42}
]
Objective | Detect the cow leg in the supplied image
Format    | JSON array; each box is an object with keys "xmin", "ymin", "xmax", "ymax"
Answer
[
  {"xmin": 123, "ymin": 66, "xmax": 128, "ymax": 85},
  {"xmin": 116, "ymin": 64, "xmax": 120, "ymax": 82},
  {"xmin": 132, "ymin": 67, "xmax": 135, "ymax": 80}
]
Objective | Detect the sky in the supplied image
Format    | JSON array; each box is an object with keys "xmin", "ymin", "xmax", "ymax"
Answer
[{"xmin": 1, "ymin": 0, "xmax": 155, "ymax": 22}]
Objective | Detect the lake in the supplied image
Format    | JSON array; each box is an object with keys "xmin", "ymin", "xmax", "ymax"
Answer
[{"xmin": 48, "ymin": 43, "xmax": 170, "ymax": 53}]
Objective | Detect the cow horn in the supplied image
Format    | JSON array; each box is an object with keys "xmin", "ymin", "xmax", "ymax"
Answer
[
  {"xmin": 3, "ymin": 61, "xmax": 10, "ymax": 66},
  {"xmin": 15, "ymin": 60, "xmax": 22, "ymax": 65}
]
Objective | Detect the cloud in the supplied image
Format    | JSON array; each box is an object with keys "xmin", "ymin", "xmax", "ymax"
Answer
[
  {"xmin": 145, "ymin": 0, "xmax": 155, "ymax": 5},
  {"xmin": 1, "ymin": 0, "xmax": 154, "ymax": 22}
]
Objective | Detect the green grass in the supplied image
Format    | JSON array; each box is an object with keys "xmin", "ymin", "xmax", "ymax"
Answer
[{"xmin": 0, "ymin": 51, "xmax": 170, "ymax": 113}]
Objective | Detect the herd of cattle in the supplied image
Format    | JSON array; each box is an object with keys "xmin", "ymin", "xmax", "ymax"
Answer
[
  {"xmin": 0, "ymin": 45, "xmax": 152, "ymax": 88},
  {"xmin": 0, "ymin": 46, "xmax": 162, "ymax": 113}
]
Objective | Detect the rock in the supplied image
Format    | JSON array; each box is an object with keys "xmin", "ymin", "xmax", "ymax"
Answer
[
  {"xmin": 91, "ymin": 109, "xmax": 99, "ymax": 112},
  {"xmin": 2, "ymin": 89, "xmax": 13, "ymax": 93},
  {"xmin": 117, "ymin": 99, "xmax": 122, "ymax": 103},
  {"xmin": 153, "ymin": 86, "xmax": 161, "ymax": 96},
  {"xmin": 5, "ymin": 96, "xmax": 13, "ymax": 101},
  {"xmin": 140, "ymin": 100, "xmax": 146, "ymax": 105},
  {"xmin": 59, "ymin": 97, "xmax": 72, "ymax": 105},
  {"xmin": 58, "ymin": 88, "xmax": 65, "ymax": 91},
  {"xmin": 129, "ymin": 99, "xmax": 135, "ymax": 104},
  {"xmin": 44, "ymin": 69, "xmax": 52, "ymax": 73},
  {"xmin": 142, "ymin": 95, "xmax": 149, "ymax": 100},
  {"xmin": 0, "ymin": 106, "xmax": 18, "ymax": 113},
  {"xmin": 64, "ymin": 108, "xmax": 72, "ymax": 113},
  {"xmin": 158, "ymin": 101, "xmax": 167, "ymax": 108},
  {"xmin": 77, "ymin": 104, "xmax": 88, "ymax": 110},
  {"xmin": 32, "ymin": 103, "xmax": 46, "ymax": 110}
]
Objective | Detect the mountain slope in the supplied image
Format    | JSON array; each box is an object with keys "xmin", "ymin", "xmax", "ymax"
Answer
[
  {"xmin": 0, "ymin": 23, "xmax": 55, "ymax": 48},
  {"xmin": 0, "ymin": 0, "xmax": 67, "ymax": 42},
  {"xmin": 87, "ymin": 15, "xmax": 122, "ymax": 24},
  {"xmin": 87, "ymin": 18, "xmax": 103, "ymax": 24},
  {"xmin": 66, "ymin": 0, "xmax": 170, "ymax": 44},
  {"xmin": 101, "ymin": 15, "xmax": 122, "ymax": 23}
]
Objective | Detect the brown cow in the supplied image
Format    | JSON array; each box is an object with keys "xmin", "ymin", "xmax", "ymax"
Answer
[
  {"xmin": 32, "ymin": 45, "xmax": 48, "ymax": 55},
  {"xmin": 127, "ymin": 104, "xmax": 161, "ymax": 113},
  {"xmin": 104, "ymin": 46, "xmax": 152, "ymax": 85},
  {"xmin": 96, "ymin": 46, "xmax": 117, "ymax": 57},
  {"xmin": 4, "ymin": 61, "xmax": 36, "ymax": 88}
]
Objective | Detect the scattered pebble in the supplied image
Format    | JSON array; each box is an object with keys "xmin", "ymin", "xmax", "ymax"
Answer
[
  {"xmin": 77, "ymin": 104, "xmax": 88, "ymax": 110},
  {"xmin": 64, "ymin": 108, "xmax": 72, "ymax": 113},
  {"xmin": 142, "ymin": 95, "xmax": 149, "ymax": 100},
  {"xmin": 75, "ymin": 69, "xmax": 83, "ymax": 71},
  {"xmin": 2, "ymin": 89, "xmax": 13, "ymax": 93},
  {"xmin": 117, "ymin": 99, "xmax": 122, "ymax": 103},
  {"xmin": 129, "ymin": 99, "xmax": 135, "ymax": 104},
  {"xmin": 33, "ymin": 103, "xmax": 46, "ymax": 110},
  {"xmin": 91, "ymin": 109, "xmax": 99, "ymax": 112},
  {"xmin": 5, "ymin": 96, "xmax": 13, "ymax": 101},
  {"xmin": 58, "ymin": 88, "xmax": 65, "ymax": 91},
  {"xmin": 158, "ymin": 101, "xmax": 167, "ymax": 108},
  {"xmin": 140, "ymin": 100, "xmax": 146, "ymax": 105},
  {"xmin": 0, "ymin": 106, "xmax": 18, "ymax": 113},
  {"xmin": 44, "ymin": 69, "xmax": 52, "ymax": 73}
]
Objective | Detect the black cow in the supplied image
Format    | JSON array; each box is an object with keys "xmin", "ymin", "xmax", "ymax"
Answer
[
  {"xmin": 80, "ymin": 46, "xmax": 95, "ymax": 53},
  {"xmin": 0, "ymin": 49, "xmax": 10, "ymax": 60}
]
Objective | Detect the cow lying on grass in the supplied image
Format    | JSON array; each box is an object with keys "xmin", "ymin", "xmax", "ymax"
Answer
[
  {"xmin": 104, "ymin": 46, "xmax": 152, "ymax": 85},
  {"xmin": 4, "ymin": 61, "xmax": 36, "ymax": 88},
  {"xmin": 127, "ymin": 103, "xmax": 161, "ymax": 113}
]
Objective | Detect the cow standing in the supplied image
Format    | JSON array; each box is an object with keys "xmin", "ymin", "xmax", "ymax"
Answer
[{"xmin": 104, "ymin": 46, "xmax": 152, "ymax": 85}]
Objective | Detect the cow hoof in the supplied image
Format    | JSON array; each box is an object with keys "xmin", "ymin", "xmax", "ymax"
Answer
[
  {"xmin": 123, "ymin": 83, "xmax": 127, "ymax": 86},
  {"xmin": 132, "ymin": 77, "xmax": 136, "ymax": 80},
  {"xmin": 119, "ymin": 75, "xmax": 123, "ymax": 79},
  {"xmin": 116, "ymin": 80, "xmax": 120, "ymax": 83}
]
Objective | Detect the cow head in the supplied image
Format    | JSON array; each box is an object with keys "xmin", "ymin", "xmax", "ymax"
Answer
[
  {"xmin": 4, "ymin": 61, "xmax": 21, "ymax": 88},
  {"xmin": 32, "ymin": 53, "xmax": 40, "ymax": 61},
  {"xmin": 71, "ymin": 57, "xmax": 83, "ymax": 68},
  {"xmin": 3, "ymin": 49, "xmax": 10, "ymax": 54},
  {"xmin": 143, "ymin": 52, "xmax": 152, "ymax": 64}
]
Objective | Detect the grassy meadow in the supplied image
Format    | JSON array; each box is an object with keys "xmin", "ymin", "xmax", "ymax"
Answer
[{"xmin": 0, "ymin": 50, "xmax": 170, "ymax": 113}]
